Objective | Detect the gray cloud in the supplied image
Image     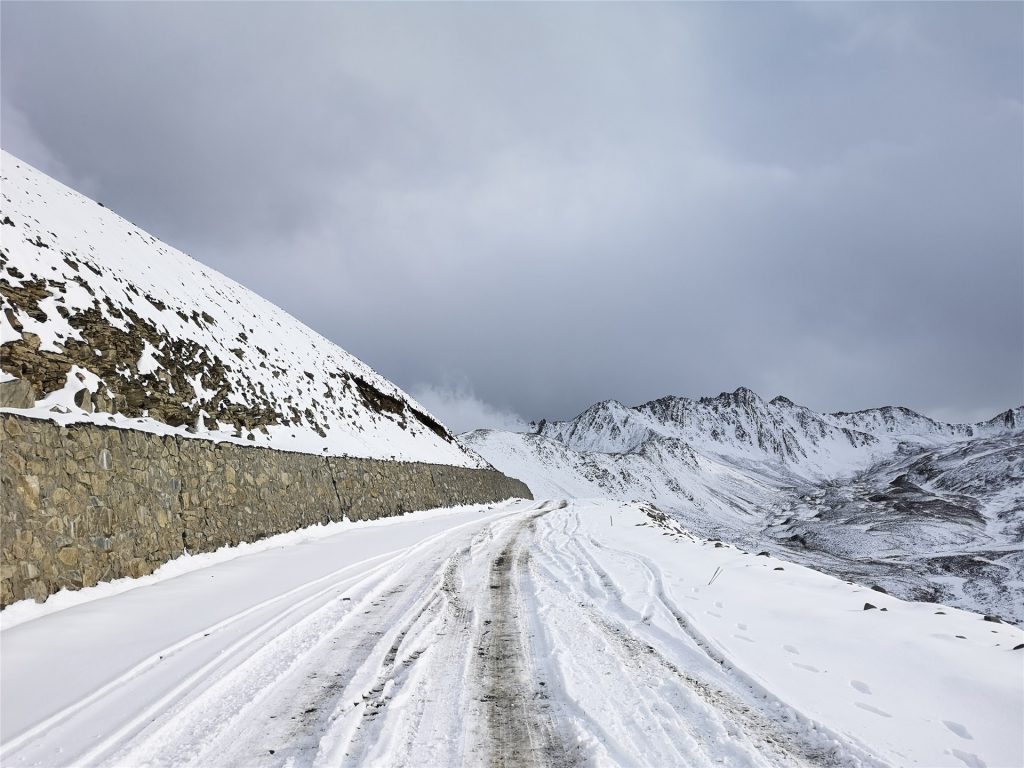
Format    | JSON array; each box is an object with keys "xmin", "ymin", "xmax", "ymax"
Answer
[
  {"xmin": 2, "ymin": 2, "xmax": 1021, "ymax": 426},
  {"xmin": 410, "ymin": 380, "xmax": 528, "ymax": 435}
]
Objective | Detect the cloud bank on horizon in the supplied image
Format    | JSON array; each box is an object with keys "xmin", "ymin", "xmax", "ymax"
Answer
[
  {"xmin": 410, "ymin": 381, "xmax": 528, "ymax": 435},
  {"xmin": 2, "ymin": 2, "xmax": 1021, "ymax": 429}
]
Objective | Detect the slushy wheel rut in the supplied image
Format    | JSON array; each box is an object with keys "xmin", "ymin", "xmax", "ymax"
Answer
[{"xmin": 475, "ymin": 512, "xmax": 578, "ymax": 768}]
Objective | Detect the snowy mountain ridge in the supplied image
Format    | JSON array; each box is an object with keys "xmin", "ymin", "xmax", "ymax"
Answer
[
  {"xmin": 0, "ymin": 151, "xmax": 484, "ymax": 467},
  {"xmin": 531, "ymin": 387, "xmax": 1020, "ymax": 479}
]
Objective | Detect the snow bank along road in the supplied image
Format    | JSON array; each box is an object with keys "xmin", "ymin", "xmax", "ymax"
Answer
[{"xmin": 2, "ymin": 499, "xmax": 1021, "ymax": 768}]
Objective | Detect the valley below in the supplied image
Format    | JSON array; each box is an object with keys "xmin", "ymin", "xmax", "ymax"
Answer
[{"xmin": 759, "ymin": 436, "xmax": 1023, "ymax": 624}]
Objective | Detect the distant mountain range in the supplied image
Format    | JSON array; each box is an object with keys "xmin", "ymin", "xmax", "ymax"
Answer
[{"xmin": 464, "ymin": 388, "xmax": 1024, "ymax": 622}]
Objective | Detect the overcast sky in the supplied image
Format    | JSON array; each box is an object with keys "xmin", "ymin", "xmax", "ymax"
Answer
[{"xmin": 3, "ymin": 2, "xmax": 1021, "ymax": 430}]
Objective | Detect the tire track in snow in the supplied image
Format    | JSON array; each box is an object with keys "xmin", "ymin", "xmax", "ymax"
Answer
[
  {"xmin": 356, "ymin": 542, "xmax": 479, "ymax": 767},
  {"xmin": 3, "ymin": 547, "xmax": 413, "ymax": 767},
  {"xmin": 106, "ymin": 563, "xmax": 440, "ymax": 766},
  {"xmin": 529, "ymin": 519, "xmax": 773, "ymax": 765},
  {"xmin": 472, "ymin": 503, "xmax": 581, "ymax": 768},
  {"xmin": 556, "ymin": 509, "xmax": 890, "ymax": 768},
  {"xmin": 332, "ymin": 547, "xmax": 469, "ymax": 767},
  {"xmin": 313, "ymin": 501, "xmax": 561, "ymax": 768},
  {"xmin": 344, "ymin": 510, "xmax": 541, "ymax": 767},
  {"xmin": 61, "ymin": 503, "xmax": 533, "ymax": 767},
  {"xmin": 197, "ymin": 507, "xmax": 541, "ymax": 767}
]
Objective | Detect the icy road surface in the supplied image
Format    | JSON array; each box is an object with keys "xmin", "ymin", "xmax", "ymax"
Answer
[{"xmin": 2, "ymin": 499, "xmax": 1021, "ymax": 768}]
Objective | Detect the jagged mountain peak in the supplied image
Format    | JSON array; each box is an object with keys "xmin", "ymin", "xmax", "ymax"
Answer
[
  {"xmin": 578, "ymin": 398, "xmax": 630, "ymax": 417},
  {"xmin": 529, "ymin": 387, "xmax": 1023, "ymax": 480},
  {"xmin": 705, "ymin": 386, "xmax": 763, "ymax": 406},
  {"xmin": 979, "ymin": 406, "xmax": 1024, "ymax": 432},
  {"xmin": 830, "ymin": 404, "xmax": 928, "ymax": 420},
  {"xmin": 534, "ymin": 387, "xmax": 875, "ymax": 475},
  {"xmin": 642, "ymin": 386, "xmax": 765, "ymax": 412}
]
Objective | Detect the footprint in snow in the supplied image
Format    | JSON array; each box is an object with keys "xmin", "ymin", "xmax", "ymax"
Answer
[
  {"xmin": 949, "ymin": 749, "xmax": 987, "ymax": 768},
  {"xmin": 734, "ymin": 634, "xmax": 755, "ymax": 643},
  {"xmin": 793, "ymin": 662, "xmax": 819, "ymax": 672},
  {"xmin": 855, "ymin": 702, "xmax": 892, "ymax": 718},
  {"xmin": 850, "ymin": 680, "xmax": 872, "ymax": 695},
  {"xmin": 714, "ymin": 601, "xmax": 724, "ymax": 608},
  {"xmin": 783, "ymin": 644, "xmax": 799, "ymax": 655},
  {"xmin": 707, "ymin": 611, "xmax": 723, "ymax": 618},
  {"xmin": 943, "ymin": 721, "xmax": 973, "ymax": 740},
  {"xmin": 736, "ymin": 622, "xmax": 747, "ymax": 630}
]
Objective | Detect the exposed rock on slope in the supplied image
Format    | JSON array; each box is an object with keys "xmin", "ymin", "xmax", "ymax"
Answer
[{"xmin": 0, "ymin": 151, "xmax": 483, "ymax": 467}]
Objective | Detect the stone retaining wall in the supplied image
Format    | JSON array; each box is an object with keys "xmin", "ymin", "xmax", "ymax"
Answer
[{"xmin": 0, "ymin": 413, "xmax": 531, "ymax": 606}]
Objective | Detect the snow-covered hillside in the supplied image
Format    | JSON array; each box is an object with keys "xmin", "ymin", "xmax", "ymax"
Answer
[
  {"xmin": 3, "ymin": 499, "xmax": 1021, "ymax": 768},
  {"xmin": 0, "ymin": 152, "xmax": 483, "ymax": 467},
  {"xmin": 465, "ymin": 389, "xmax": 1024, "ymax": 622}
]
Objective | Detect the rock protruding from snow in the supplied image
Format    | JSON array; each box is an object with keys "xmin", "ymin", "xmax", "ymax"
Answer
[{"xmin": 976, "ymin": 406, "xmax": 1024, "ymax": 434}]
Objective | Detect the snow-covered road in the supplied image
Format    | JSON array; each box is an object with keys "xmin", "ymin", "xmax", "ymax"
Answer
[{"xmin": 2, "ymin": 499, "xmax": 1021, "ymax": 768}]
